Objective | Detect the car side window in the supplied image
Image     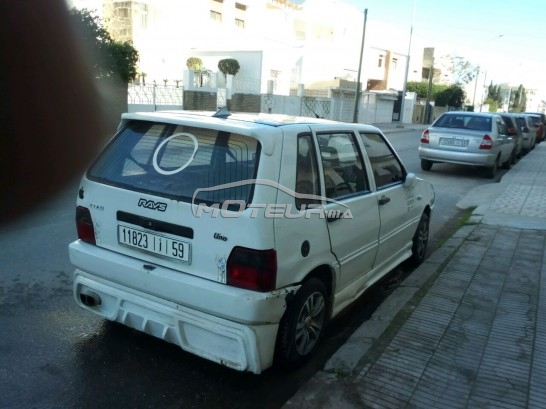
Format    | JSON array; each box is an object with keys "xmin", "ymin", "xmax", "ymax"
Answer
[
  {"xmin": 359, "ymin": 132, "xmax": 404, "ymax": 189},
  {"xmin": 497, "ymin": 119, "xmax": 506, "ymax": 135},
  {"xmin": 295, "ymin": 134, "xmax": 320, "ymax": 209},
  {"xmin": 316, "ymin": 132, "xmax": 368, "ymax": 199}
]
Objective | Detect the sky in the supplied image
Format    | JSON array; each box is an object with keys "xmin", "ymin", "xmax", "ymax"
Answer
[{"xmin": 343, "ymin": 0, "xmax": 546, "ymax": 89}]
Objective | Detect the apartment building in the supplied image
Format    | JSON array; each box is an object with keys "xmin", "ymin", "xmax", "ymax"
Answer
[{"xmin": 77, "ymin": 0, "xmax": 422, "ymax": 95}]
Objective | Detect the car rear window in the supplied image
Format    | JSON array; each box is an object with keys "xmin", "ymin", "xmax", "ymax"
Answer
[
  {"xmin": 529, "ymin": 115, "xmax": 541, "ymax": 125},
  {"xmin": 434, "ymin": 114, "xmax": 492, "ymax": 132},
  {"xmin": 89, "ymin": 120, "xmax": 260, "ymax": 204}
]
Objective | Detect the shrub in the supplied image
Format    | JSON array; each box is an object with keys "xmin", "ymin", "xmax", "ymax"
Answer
[{"xmin": 218, "ymin": 58, "xmax": 240, "ymax": 78}]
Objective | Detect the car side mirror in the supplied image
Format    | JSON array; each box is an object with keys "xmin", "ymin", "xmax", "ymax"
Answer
[{"xmin": 404, "ymin": 172, "xmax": 416, "ymax": 187}]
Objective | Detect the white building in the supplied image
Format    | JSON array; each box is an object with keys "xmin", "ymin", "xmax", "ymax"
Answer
[{"xmin": 68, "ymin": 0, "xmax": 423, "ymax": 96}]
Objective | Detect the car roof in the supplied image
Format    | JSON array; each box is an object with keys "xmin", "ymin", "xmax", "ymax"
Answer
[
  {"xmin": 442, "ymin": 111, "xmax": 499, "ymax": 118},
  {"xmin": 120, "ymin": 110, "xmax": 383, "ymax": 156},
  {"xmin": 122, "ymin": 110, "xmax": 348, "ymax": 128}
]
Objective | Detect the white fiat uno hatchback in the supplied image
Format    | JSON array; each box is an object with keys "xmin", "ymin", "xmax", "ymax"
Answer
[{"xmin": 69, "ymin": 110, "xmax": 435, "ymax": 374}]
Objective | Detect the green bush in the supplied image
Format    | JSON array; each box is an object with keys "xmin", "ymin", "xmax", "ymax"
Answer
[
  {"xmin": 218, "ymin": 58, "xmax": 240, "ymax": 78},
  {"xmin": 69, "ymin": 8, "xmax": 138, "ymax": 83}
]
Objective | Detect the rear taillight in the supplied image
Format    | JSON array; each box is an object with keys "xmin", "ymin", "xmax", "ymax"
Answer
[
  {"xmin": 479, "ymin": 134, "xmax": 493, "ymax": 150},
  {"xmin": 76, "ymin": 206, "xmax": 96, "ymax": 244},
  {"xmin": 227, "ymin": 247, "xmax": 277, "ymax": 292},
  {"xmin": 420, "ymin": 129, "xmax": 430, "ymax": 144}
]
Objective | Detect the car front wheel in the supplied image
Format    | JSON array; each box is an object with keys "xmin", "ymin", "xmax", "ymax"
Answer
[
  {"xmin": 408, "ymin": 212, "xmax": 429, "ymax": 266},
  {"xmin": 275, "ymin": 278, "xmax": 327, "ymax": 368}
]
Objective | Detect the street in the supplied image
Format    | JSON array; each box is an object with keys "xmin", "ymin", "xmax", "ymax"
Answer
[{"xmin": 0, "ymin": 128, "xmax": 510, "ymax": 409}]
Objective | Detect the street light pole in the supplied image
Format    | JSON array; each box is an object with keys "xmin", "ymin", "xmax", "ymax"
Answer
[
  {"xmin": 353, "ymin": 8, "xmax": 368, "ymax": 123},
  {"xmin": 472, "ymin": 66, "xmax": 480, "ymax": 109},
  {"xmin": 399, "ymin": 0, "xmax": 416, "ymax": 125},
  {"xmin": 424, "ymin": 57, "xmax": 434, "ymax": 123}
]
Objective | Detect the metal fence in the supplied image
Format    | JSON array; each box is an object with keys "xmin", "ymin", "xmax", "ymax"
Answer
[
  {"xmin": 301, "ymin": 98, "xmax": 332, "ymax": 119},
  {"xmin": 128, "ymin": 83, "xmax": 183, "ymax": 106},
  {"xmin": 233, "ymin": 77, "xmax": 261, "ymax": 94},
  {"xmin": 126, "ymin": 82, "xmax": 396, "ymax": 124}
]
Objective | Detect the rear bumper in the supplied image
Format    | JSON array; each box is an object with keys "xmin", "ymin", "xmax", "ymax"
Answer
[
  {"xmin": 419, "ymin": 147, "xmax": 497, "ymax": 167},
  {"xmin": 74, "ymin": 271, "xmax": 278, "ymax": 373},
  {"xmin": 69, "ymin": 240, "xmax": 299, "ymax": 373}
]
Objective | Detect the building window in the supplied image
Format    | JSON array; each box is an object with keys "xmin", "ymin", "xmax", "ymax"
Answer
[
  {"xmin": 392, "ymin": 58, "xmax": 398, "ymax": 69},
  {"xmin": 234, "ymin": 2, "xmax": 246, "ymax": 28},
  {"xmin": 378, "ymin": 55, "xmax": 383, "ymax": 68},
  {"xmin": 210, "ymin": 10, "xmax": 222, "ymax": 22},
  {"xmin": 210, "ymin": 0, "xmax": 223, "ymax": 22}
]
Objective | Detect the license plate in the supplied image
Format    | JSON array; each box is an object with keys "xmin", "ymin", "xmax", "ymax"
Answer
[
  {"xmin": 118, "ymin": 224, "xmax": 191, "ymax": 263},
  {"xmin": 440, "ymin": 138, "xmax": 468, "ymax": 147}
]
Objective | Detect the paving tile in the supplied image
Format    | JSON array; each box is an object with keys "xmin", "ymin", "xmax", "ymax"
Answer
[{"xmin": 290, "ymin": 223, "xmax": 546, "ymax": 409}]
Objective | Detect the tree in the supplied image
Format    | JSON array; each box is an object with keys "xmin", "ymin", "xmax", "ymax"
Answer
[
  {"xmin": 406, "ymin": 81, "xmax": 429, "ymax": 98},
  {"xmin": 407, "ymin": 81, "xmax": 450, "ymax": 100},
  {"xmin": 487, "ymin": 82, "xmax": 503, "ymax": 106},
  {"xmin": 218, "ymin": 58, "xmax": 240, "ymax": 78},
  {"xmin": 439, "ymin": 55, "xmax": 478, "ymax": 85},
  {"xmin": 510, "ymin": 84, "xmax": 527, "ymax": 112},
  {"xmin": 485, "ymin": 82, "xmax": 527, "ymax": 112},
  {"xmin": 435, "ymin": 84, "xmax": 466, "ymax": 108},
  {"xmin": 186, "ymin": 57, "xmax": 211, "ymax": 87},
  {"xmin": 69, "ymin": 8, "xmax": 139, "ymax": 83},
  {"xmin": 186, "ymin": 57, "xmax": 204, "ymax": 71}
]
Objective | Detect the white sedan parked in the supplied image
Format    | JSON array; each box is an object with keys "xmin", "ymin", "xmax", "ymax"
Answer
[{"xmin": 419, "ymin": 111, "xmax": 516, "ymax": 178}]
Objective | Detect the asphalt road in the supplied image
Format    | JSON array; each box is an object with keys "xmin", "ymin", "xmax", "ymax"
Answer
[{"xmin": 0, "ymin": 128, "xmax": 509, "ymax": 409}]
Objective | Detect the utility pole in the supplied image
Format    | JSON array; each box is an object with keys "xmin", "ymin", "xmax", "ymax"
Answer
[
  {"xmin": 424, "ymin": 57, "xmax": 434, "ymax": 123},
  {"xmin": 399, "ymin": 0, "xmax": 416, "ymax": 126},
  {"xmin": 352, "ymin": 8, "xmax": 368, "ymax": 123},
  {"xmin": 472, "ymin": 66, "xmax": 480, "ymax": 109}
]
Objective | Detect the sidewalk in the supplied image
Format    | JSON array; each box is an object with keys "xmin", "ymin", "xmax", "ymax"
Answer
[{"xmin": 284, "ymin": 143, "xmax": 546, "ymax": 408}]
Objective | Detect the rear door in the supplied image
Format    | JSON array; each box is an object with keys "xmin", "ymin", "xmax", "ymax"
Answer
[{"xmin": 314, "ymin": 131, "xmax": 380, "ymax": 291}]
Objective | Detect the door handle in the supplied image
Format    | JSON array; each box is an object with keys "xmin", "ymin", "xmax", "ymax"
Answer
[{"xmin": 378, "ymin": 196, "xmax": 390, "ymax": 205}]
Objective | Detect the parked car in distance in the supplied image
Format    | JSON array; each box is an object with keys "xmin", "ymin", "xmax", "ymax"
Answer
[
  {"xmin": 68, "ymin": 110, "xmax": 435, "ymax": 374},
  {"xmin": 499, "ymin": 113, "xmax": 523, "ymax": 160},
  {"xmin": 513, "ymin": 114, "xmax": 537, "ymax": 154},
  {"xmin": 526, "ymin": 113, "xmax": 545, "ymax": 144},
  {"xmin": 419, "ymin": 111, "xmax": 516, "ymax": 178}
]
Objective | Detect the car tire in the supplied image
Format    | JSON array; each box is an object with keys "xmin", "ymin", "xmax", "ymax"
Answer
[
  {"xmin": 408, "ymin": 212, "xmax": 429, "ymax": 267},
  {"xmin": 421, "ymin": 159, "xmax": 433, "ymax": 171},
  {"xmin": 275, "ymin": 278, "xmax": 327, "ymax": 368},
  {"xmin": 485, "ymin": 156, "xmax": 498, "ymax": 179},
  {"xmin": 502, "ymin": 151, "xmax": 513, "ymax": 169}
]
